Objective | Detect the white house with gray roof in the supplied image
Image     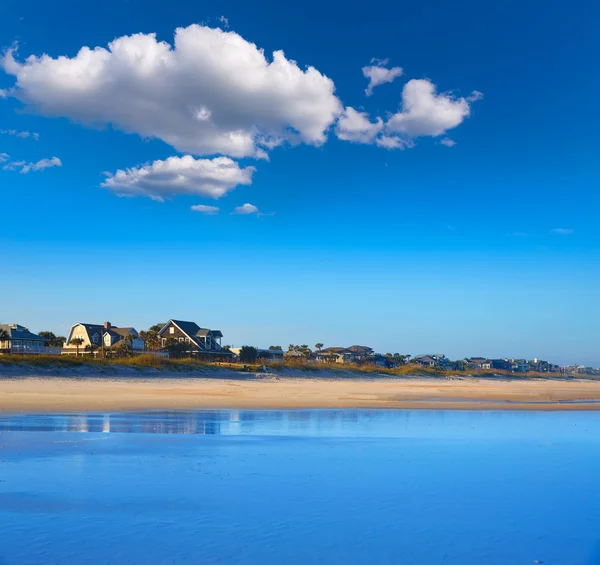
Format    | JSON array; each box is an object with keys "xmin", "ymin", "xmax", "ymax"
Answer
[{"xmin": 63, "ymin": 321, "xmax": 144, "ymax": 355}]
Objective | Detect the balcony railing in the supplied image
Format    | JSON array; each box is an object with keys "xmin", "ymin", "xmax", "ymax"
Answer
[{"xmin": 6, "ymin": 345, "xmax": 62, "ymax": 355}]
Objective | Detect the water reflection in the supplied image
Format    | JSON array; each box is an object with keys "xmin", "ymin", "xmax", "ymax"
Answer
[{"xmin": 0, "ymin": 409, "xmax": 599, "ymax": 441}]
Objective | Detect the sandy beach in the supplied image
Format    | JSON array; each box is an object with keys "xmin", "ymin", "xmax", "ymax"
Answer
[{"xmin": 1, "ymin": 371, "xmax": 600, "ymax": 412}]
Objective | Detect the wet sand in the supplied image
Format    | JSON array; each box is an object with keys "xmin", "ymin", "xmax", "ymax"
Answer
[{"xmin": 1, "ymin": 375, "xmax": 600, "ymax": 412}]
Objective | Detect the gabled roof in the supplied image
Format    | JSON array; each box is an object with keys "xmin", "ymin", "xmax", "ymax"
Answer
[
  {"xmin": 169, "ymin": 320, "xmax": 202, "ymax": 337},
  {"xmin": 415, "ymin": 355, "xmax": 436, "ymax": 363},
  {"xmin": 159, "ymin": 320, "xmax": 223, "ymax": 349}
]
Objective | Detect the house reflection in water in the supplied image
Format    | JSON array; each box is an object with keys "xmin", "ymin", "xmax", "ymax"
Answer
[{"xmin": 0, "ymin": 409, "xmax": 394, "ymax": 437}]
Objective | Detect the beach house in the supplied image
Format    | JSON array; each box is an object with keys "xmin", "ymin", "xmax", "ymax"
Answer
[
  {"xmin": 157, "ymin": 320, "xmax": 232, "ymax": 359},
  {"xmin": 314, "ymin": 347, "xmax": 356, "ymax": 364},
  {"xmin": 0, "ymin": 323, "xmax": 59, "ymax": 355},
  {"xmin": 63, "ymin": 322, "xmax": 145, "ymax": 355}
]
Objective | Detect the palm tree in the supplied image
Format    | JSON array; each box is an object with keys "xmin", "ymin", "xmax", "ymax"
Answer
[
  {"xmin": 85, "ymin": 343, "xmax": 98, "ymax": 357},
  {"xmin": 70, "ymin": 337, "xmax": 84, "ymax": 357},
  {"xmin": 315, "ymin": 343, "xmax": 323, "ymax": 352},
  {"xmin": 0, "ymin": 329, "xmax": 10, "ymax": 353}
]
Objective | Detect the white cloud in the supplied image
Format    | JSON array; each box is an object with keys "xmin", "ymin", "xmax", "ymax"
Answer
[
  {"xmin": 233, "ymin": 203, "xmax": 259, "ymax": 215},
  {"xmin": 2, "ymin": 156, "xmax": 61, "ymax": 173},
  {"xmin": 439, "ymin": 137, "xmax": 456, "ymax": 147},
  {"xmin": 0, "ymin": 129, "xmax": 39, "ymax": 139},
  {"xmin": 550, "ymin": 228, "xmax": 574, "ymax": 235},
  {"xmin": 335, "ymin": 107, "xmax": 383, "ymax": 144},
  {"xmin": 218, "ymin": 16, "xmax": 229, "ymax": 28},
  {"xmin": 362, "ymin": 59, "xmax": 403, "ymax": 96},
  {"xmin": 191, "ymin": 204, "xmax": 219, "ymax": 214},
  {"xmin": 467, "ymin": 90, "xmax": 484, "ymax": 102},
  {"xmin": 3, "ymin": 25, "xmax": 343, "ymax": 159},
  {"xmin": 102, "ymin": 155, "xmax": 254, "ymax": 202},
  {"xmin": 0, "ymin": 152, "xmax": 8, "ymax": 162},
  {"xmin": 0, "ymin": 89, "xmax": 6, "ymax": 98},
  {"xmin": 335, "ymin": 79, "xmax": 480, "ymax": 150},
  {"xmin": 2, "ymin": 160, "xmax": 25, "ymax": 171},
  {"xmin": 375, "ymin": 135, "xmax": 414, "ymax": 150},
  {"xmin": 20, "ymin": 156, "xmax": 61, "ymax": 173},
  {"xmin": 387, "ymin": 79, "xmax": 477, "ymax": 137}
]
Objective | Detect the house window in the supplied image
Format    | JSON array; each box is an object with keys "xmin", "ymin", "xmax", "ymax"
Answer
[
  {"xmin": 92, "ymin": 334, "xmax": 99, "ymax": 343},
  {"xmin": 179, "ymin": 338, "xmax": 184, "ymax": 343},
  {"xmin": 170, "ymin": 327, "xmax": 175, "ymax": 334}
]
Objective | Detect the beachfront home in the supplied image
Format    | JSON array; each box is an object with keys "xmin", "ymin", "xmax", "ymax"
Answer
[
  {"xmin": 157, "ymin": 320, "xmax": 232, "ymax": 359},
  {"xmin": 466, "ymin": 357, "xmax": 492, "ymax": 370},
  {"xmin": 347, "ymin": 345, "xmax": 374, "ymax": 361},
  {"xmin": 413, "ymin": 355, "xmax": 436, "ymax": 367},
  {"xmin": 63, "ymin": 322, "xmax": 145, "ymax": 355},
  {"xmin": 0, "ymin": 323, "xmax": 60, "ymax": 355},
  {"xmin": 315, "ymin": 347, "xmax": 356, "ymax": 364}
]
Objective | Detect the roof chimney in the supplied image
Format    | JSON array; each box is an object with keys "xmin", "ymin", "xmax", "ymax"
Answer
[{"xmin": 104, "ymin": 321, "xmax": 111, "ymax": 329}]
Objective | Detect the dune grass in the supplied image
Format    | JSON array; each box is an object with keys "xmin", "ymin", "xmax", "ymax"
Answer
[{"xmin": 0, "ymin": 354, "xmax": 577, "ymax": 379}]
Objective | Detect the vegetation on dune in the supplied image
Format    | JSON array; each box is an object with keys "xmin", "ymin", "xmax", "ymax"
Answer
[{"xmin": 0, "ymin": 354, "xmax": 581, "ymax": 379}]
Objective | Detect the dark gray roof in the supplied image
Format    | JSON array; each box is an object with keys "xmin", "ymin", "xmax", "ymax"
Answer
[
  {"xmin": 110, "ymin": 327, "xmax": 137, "ymax": 337},
  {"xmin": 0, "ymin": 324, "xmax": 46, "ymax": 342},
  {"xmin": 348, "ymin": 345, "xmax": 373, "ymax": 353},
  {"xmin": 170, "ymin": 320, "xmax": 202, "ymax": 337},
  {"xmin": 165, "ymin": 320, "xmax": 222, "ymax": 342},
  {"xmin": 415, "ymin": 355, "xmax": 436, "ymax": 363}
]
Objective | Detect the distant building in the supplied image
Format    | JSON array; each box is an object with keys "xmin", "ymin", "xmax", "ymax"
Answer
[
  {"xmin": 347, "ymin": 345, "xmax": 375, "ymax": 361},
  {"xmin": 466, "ymin": 357, "xmax": 492, "ymax": 370},
  {"xmin": 314, "ymin": 347, "xmax": 356, "ymax": 364},
  {"xmin": 0, "ymin": 323, "xmax": 59, "ymax": 355},
  {"xmin": 284, "ymin": 349, "xmax": 306, "ymax": 360}
]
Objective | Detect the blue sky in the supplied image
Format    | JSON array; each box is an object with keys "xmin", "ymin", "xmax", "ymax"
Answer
[{"xmin": 1, "ymin": 0, "xmax": 599, "ymax": 365}]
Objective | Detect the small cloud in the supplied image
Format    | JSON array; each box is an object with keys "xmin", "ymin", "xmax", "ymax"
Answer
[
  {"xmin": 362, "ymin": 59, "xmax": 403, "ymax": 96},
  {"xmin": 375, "ymin": 135, "xmax": 414, "ymax": 150},
  {"xmin": 467, "ymin": 90, "xmax": 484, "ymax": 102},
  {"xmin": 0, "ymin": 152, "xmax": 9, "ymax": 163},
  {"xmin": 3, "ymin": 160, "xmax": 25, "ymax": 171},
  {"xmin": 439, "ymin": 137, "xmax": 456, "ymax": 147},
  {"xmin": 232, "ymin": 203, "xmax": 259, "ymax": 215},
  {"xmin": 20, "ymin": 156, "xmax": 62, "ymax": 173},
  {"xmin": 0, "ymin": 89, "xmax": 7, "ymax": 99},
  {"xmin": 191, "ymin": 204, "xmax": 219, "ymax": 215},
  {"xmin": 550, "ymin": 228, "xmax": 574, "ymax": 235},
  {"xmin": 3, "ymin": 156, "xmax": 62, "ymax": 173},
  {"xmin": 218, "ymin": 15, "xmax": 229, "ymax": 28},
  {"xmin": 0, "ymin": 129, "xmax": 39, "ymax": 140},
  {"xmin": 102, "ymin": 156, "xmax": 254, "ymax": 201}
]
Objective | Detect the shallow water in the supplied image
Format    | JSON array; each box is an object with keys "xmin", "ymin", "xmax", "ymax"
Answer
[{"xmin": 1, "ymin": 410, "xmax": 599, "ymax": 564}]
